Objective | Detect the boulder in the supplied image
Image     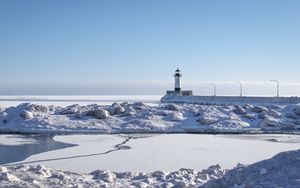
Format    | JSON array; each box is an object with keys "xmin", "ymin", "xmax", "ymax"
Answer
[
  {"xmin": 294, "ymin": 107, "xmax": 300, "ymax": 116},
  {"xmin": 90, "ymin": 170, "xmax": 116, "ymax": 183},
  {"xmin": 174, "ymin": 181, "xmax": 187, "ymax": 187},
  {"xmin": 133, "ymin": 102, "xmax": 146, "ymax": 107},
  {"xmin": 28, "ymin": 104, "xmax": 48, "ymax": 113},
  {"xmin": 0, "ymin": 167, "xmax": 8, "ymax": 173},
  {"xmin": 107, "ymin": 107, "xmax": 116, "ymax": 115},
  {"xmin": 193, "ymin": 111, "xmax": 202, "ymax": 117},
  {"xmin": 197, "ymin": 117, "xmax": 218, "ymax": 125},
  {"xmin": 243, "ymin": 104, "xmax": 254, "ymax": 110},
  {"xmin": 259, "ymin": 117, "xmax": 285, "ymax": 130},
  {"xmin": 124, "ymin": 106, "xmax": 135, "ymax": 116},
  {"xmin": 233, "ymin": 105, "xmax": 246, "ymax": 115},
  {"xmin": 242, "ymin": 114, "xmax": 256, "ymax": 120},
  {"xmin": 19, "ymin": 110, "xmax": 33, "ymax": 120},
  {"xmin": 165, "ymin": 104, "xmax": 180, "ymax": 111},
  {"xmin": 161, "ymin": 182, "xmax": 174, "ymax": 188},
  {"xmin": 111, "ymin": 102, "xmax": 125, "ymax": 114},
  {"xmin": 59, "ymin": 105, "xmax": 79, "ymax": 115},
  {"xmin": 133, "ymin": 102, "xmax": 147, "ymax": 110},
  {"xmin": 258, "ymin": 112, "xmax": 268, "ymax": 119},
  {"xmin": 131, "ymin": 182, "xmax": 149, "ymax": 188},
  {"xmin": 0, "ymin": 172, "xmax": 19, "ymax": 182},
  {"xmin": 268, "ymin": 110, "xmax": 281, "ymax": 118},
  {"xmin": 270, "ymin": 104, "xmax": 282, "ymax": 110},
  {"xmin": 251, "ymin": 106, "xmax": 268, "ymax": 113},
  {"xmin": 114, "ymin": 106, "xmax": 125, "ymax": 114},
  {"xmin": 170, "ymin": 112, "xmax": 184, "ymax": 121},
  {"xmin": 285, "ymin": 113, "xmax": 299, "ymax": 120},
  {"xmin": 90, "ymin": 109, "xmax": 109, "ymax": 119},
  {"xmin": 112, "ymin": 102, "xmax": 121, "ymax": 108}
]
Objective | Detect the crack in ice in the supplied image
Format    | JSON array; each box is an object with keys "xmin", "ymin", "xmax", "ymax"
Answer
[{"xmin": 5, "ymin": 135, "xmax": 134, "ymax": 166}]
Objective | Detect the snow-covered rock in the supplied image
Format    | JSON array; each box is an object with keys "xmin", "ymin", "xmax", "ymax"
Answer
[
  {"xmin": 294, "ymin": 107, "xmax": 300, "ymax": 116},
  {"xmin": 91, "ymin": 170, "xmax": 116, "ymax": 183},
  {"xmin": 268, "ymin": 109, "xmax": 281, "ymax": 118},
  {"xmin": 0, "ymin": 172, "xmax": 19, "ymax": 182},
  {"xmin": 0, "ymin": 102, "xmax": 300, "ymax": 134},
  {"xmin": 114, "ymin": 106, "xmax": 125, "ymax": 114},
  {"xmin": 28, "ymin": 104, "xmax": 48, "ymax": 113},
  {"xmin": 242, "ymin": 114, "xmax": 256, "ymax": 120},
  {"xmin": 169, "ymin": 112, "xmax": 184, "ymax": 121},
  {"xmin": 59, "ymin": 105, "xmax": 80, "ymax": 115},
  {"xmin": 0, "ymin": 167, "xmax": 8, "ymax": 173},
  {"xmin": 132, "ymin": 102, "xmax": 147, "ymax": 110},
  {"xmin": 285, "ymin": 112, "xmax": 299, "ymax": 120},
  {"xmin": 233, "ymin": 105, "xmax": 246, "ymax": 115},
  {"xmin": 89, "ymin": 109, "xmax": 110, "ymax": 119},
  {"xmin": 164, "ymin": 104, "xmax": 180, "ymax": 111},
  {"xmin": 19, "ymin": 110, "xmax": 33, "ymax": 120},
  {"xmin": 197, "ymin": 117, "xmax": 218, "ymax": 125},
  {"xmin": 251, "ymin": 106, "xmax": 269, "ymax": 113},
  {"xmin": 108, "ymin": 102, "xmax": 126, "ymax": 115},
  {"xmin": 2, "ymin": 149, "xmax": 300, "ymax": 187},
  {"xmin": 258, "ymin": 111, "xmax": 268, "ymax": 119}
]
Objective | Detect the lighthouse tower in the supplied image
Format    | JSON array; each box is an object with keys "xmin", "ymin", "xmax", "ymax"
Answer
[
  {"xmin": 165, "ymin": 69, "xmax": 193, "ymax": 96},
  {"xmin": 174, "ymin": 68, "xmax": 182, "ymax": 92}
]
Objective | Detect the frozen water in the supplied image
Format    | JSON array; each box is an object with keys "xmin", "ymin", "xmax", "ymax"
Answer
[{"xmin": 6, "ymin": 134, "xmax": 300, "ymax": 173}]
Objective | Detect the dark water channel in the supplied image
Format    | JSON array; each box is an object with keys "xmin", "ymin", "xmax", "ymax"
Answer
[{"xmin": 0, "ymin": 134, "xmax": 76, "ymax": 165}]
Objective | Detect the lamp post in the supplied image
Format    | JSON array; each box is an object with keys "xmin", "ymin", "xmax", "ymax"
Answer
[
  {"xmin": 210, "ymin": 83, "xmax": 216, "ymax": 96},
  {"xmin": 236, "ymin": 82, "xmax": 243, "ymax": 97},
  {"xmin": 270, "ymin": 80, "xmax": 279, "ymax": 97}
]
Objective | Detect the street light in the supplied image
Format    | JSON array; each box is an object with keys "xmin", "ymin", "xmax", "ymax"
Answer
[
  {"xmin": 270, "ymin": 80, "xmax": 279, "ymax": 97},
  {"xmin": 209, "ymin": 83, "xmax": 216, "ymax": 96},
  {"xmin": 236, "ymin": 82, "xmax": 243, "ymax": 97}
]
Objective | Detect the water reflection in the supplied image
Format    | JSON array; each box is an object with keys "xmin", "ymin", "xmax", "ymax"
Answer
[{"xmin": 0, "ymin": 134, "xmax": 76, "ymax": 165}]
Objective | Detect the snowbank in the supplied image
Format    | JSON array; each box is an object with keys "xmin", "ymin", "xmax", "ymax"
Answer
[
  {"xmin": 1, "ymin": 150, "xmax": 299, "ymax": 187},
  {"xmin": 202, "ymin": 149, "xmax": 300, "ymax": 188},
  {"xmin": 1, "ymin": 102, "xmax": 300, "ymax": 134},
  {"xmin": 0, "ymin": 164, "xmax": 225, "ymax": 187}
]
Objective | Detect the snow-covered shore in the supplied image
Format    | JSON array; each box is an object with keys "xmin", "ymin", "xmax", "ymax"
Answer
[
  {"xmin": 1, "ymin": 102, "xmax": 300, "ymax": 134},
  {"xmin": 1, "ymin": 149, "xmax": 299, "ymax": 187}
]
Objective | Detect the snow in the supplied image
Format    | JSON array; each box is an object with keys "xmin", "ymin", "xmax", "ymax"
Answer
[
  {"xmin": 1, "ymin": 102, "xmax": 300, "ymax": 134},
  {"xmin": 1, "ymin": 149, "xmax": 300, "ymax": 187},
  {"xmin": 0, "ymin": 164, "xmax": 225, "ymax": 187}
]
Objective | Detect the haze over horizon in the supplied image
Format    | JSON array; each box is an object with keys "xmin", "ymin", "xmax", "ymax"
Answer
[{"xmin": 1, "ymin": 0, "xmax": 300, "ymax": 95}]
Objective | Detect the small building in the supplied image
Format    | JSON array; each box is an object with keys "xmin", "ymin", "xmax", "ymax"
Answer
[{"xmin": 166, "ymin": 69, "xmax": 193, "ymax": 96}]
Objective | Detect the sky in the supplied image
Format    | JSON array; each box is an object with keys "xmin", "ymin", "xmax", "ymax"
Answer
[{"xmin": 1, "ymin": 0, "xmax": 300, "ymax": 95}]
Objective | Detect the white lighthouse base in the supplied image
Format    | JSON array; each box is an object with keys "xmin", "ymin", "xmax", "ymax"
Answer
[{"xmin": 166, "ymin": 90, "xmax": 193, "ymax": 96}]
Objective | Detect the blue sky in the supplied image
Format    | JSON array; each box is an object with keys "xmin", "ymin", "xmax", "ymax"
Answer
[{"xmin": 1, "ymin": 0, "xmax": 300, "ymax": 95}]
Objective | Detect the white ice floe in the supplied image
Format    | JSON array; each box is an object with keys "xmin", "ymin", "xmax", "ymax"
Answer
[
  {"xmin": 0, "ymin": 102, "xmax": 300, "ymax": 134},
  {"xmin": 1, "ymin": 150, "xmax": 300, "ymax": 187}
]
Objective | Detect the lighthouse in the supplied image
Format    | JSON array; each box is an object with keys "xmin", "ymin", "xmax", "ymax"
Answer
[
  {"xmin": 165, "ymin": 69, "xmax": 193, "ymax": 96},
  {"xmin": 174, "ymin": 68, "xmax": 182, "ymax": 91}
]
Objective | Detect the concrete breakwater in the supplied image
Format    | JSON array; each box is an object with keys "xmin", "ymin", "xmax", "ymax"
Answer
[{"xmin": 161, "ymin": 95, "xmax": 300, "ymax": 105}]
